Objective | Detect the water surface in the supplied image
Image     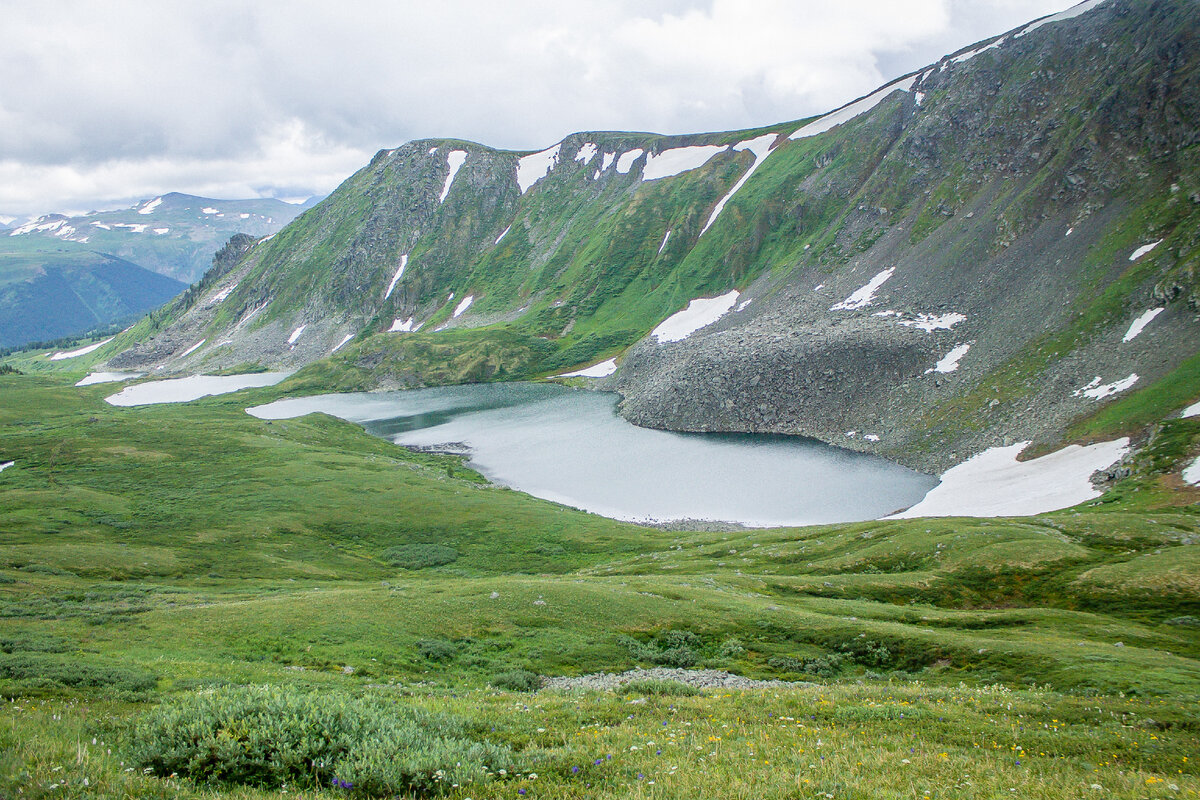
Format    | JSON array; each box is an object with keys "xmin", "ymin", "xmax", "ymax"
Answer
[{"xmin": 248, "ymin": 383, "xmax": 936, "ymax": 526}]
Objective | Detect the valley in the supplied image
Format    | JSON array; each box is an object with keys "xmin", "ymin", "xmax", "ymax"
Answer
[{"xmin": 1, "ymin": 1, "xmax": 1198, "ymax": 798}]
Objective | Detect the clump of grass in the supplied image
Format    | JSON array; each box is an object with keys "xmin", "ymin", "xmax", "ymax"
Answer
[
  {"xmin": 618, "ymin": 679, "xmax": 703, "ymax": 697},
  {"xmin": 382, "ymin": 544, "xmax": 459, "ymax": 570},
  {"xmin": 127, "ymin": 685, "xmax": 513, "ymax": 797}
]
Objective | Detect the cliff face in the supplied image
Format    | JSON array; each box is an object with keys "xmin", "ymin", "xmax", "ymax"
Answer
[{"xmin": 106, "ymin": 0, "xmax": 1200, "ymax": 471}]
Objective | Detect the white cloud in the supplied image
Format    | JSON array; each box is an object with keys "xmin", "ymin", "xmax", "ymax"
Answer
[{"xmin": 0, "ymin": 0, "xmax": 1083, "ymax": 216}]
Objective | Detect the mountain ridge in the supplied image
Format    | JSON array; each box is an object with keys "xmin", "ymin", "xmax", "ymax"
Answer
[{"xmin": 83, "ymin": 0, "xmax": 1200, "ymax": 473}]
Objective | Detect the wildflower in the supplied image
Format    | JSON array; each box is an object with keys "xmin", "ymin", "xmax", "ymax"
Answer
[{"xmin": 571, "ymin": 766, "xmax": 580, "ymax": 774}]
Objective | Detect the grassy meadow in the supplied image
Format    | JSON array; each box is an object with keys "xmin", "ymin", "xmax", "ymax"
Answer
[{"xmin": 1, "ymin": 371, "xmax": 1198, "ymax": 798}]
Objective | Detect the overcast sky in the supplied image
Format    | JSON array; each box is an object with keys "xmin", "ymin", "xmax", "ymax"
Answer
[{"xmin": 0, "ymin": 0, "xmax": 1084, "ymax": 219}]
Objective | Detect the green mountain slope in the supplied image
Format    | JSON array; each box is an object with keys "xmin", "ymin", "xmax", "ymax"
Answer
[
  {"xmin": 91, "ymin": 0, "xmax": 1200, "ymax": 472},
  {"xmin": 0, "ymin": 246, "xmax": 184, "ymax": 348}
]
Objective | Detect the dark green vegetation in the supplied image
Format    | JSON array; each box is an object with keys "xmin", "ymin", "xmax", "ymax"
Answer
[
  {"xmin": 0, "ymin": 373, "xmax": 1197, "ymax": 797},
  {"xmin": 0, "ymin": 244, "xmax": 183, "ymax": 348}
]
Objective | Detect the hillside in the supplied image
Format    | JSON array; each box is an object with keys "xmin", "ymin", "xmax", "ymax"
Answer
[
  {"xmin": 0, "ymin": 246, "xmax": 184, "ymax": 348},
  {"xmin": 87, "ymin": 0, "xmax": 1200, "ymax": 475}
]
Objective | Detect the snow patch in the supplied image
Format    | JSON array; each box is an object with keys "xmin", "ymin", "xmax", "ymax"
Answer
[
  {"xmin": 1183, "ymin": 400, "xmax": 1200, "ymax": 419},
  {"xmin": 113, "ymin": 223, "xmax": 147, "ymax": 233},
  {"xmin": 889, "ymin": 438, "xmax": 1130, "ymax": 519},
  {"xmin": 105, "ymin": 373, "xmax": 291, "ymax": 407},
  {"xmin": 641, "ymin": 144, "xmax": 728, "ymax": 181},
  {"xmin": 202, "ymin": 207, "xmax": 219, "ymax": 214},
  {"xmin": 574, "ymin": 143, "xmax": 598, "ymax": 165},
  {"xmin": 452, "ymin": 295, "xmax": 474, "ymax": 318},
  {"xmin": 950, "ymin": 36, "xmax": 1006, "ymax": 65},
  {"xmin": 287, "ymin": 325, "xmax": 306, "ymax": 345},
  {"xmin": 76, "ymin": 371, "xmax": 143, "ymax": 386},
  {"xmin": 1016, "ymin": 0, "xmax": 1108, "ymax": 38},
  {"xmin": 651, "ymin": 290, "xmax": 741, "ymax": 343},
  {"xmin": 258, "ymin": 233, "xmax": 276, "ymax": 245},
  {"xmin": 428, "ymin": 146, "xmax": 438, "ymax": 155},
  {"xmin": 1129, "ymin": 240, "xmax": 1162, "ymax": 261},
  {"xmin": 90, "ymin": 222, "xmax": 112, "ymax": 230},
  {"xmin": 0, "ymin": 461, "xmax": 12, "ymax": 473},
  {"xmin": 601, "ymin": 152, "xmax": 616, "ymax": 171},
  {"xmin": 791, "ymin": 76, "xmax": 917, "ymax": 140},
  {"xmin": 439, "ymin": 150, "xmax": 468, "ymax": 203},
  {"xmin": 1183, "ymin": 455, "xmax": 1200, "ymax": 487},
  {"xmin": 331, "ymin": 334, "xmax": 355, "ymax": 353},
  {"xmin": 1122, "ymin": 308, "xmax": 1164, "ymax": 342},
  {"xmin": 495, "ymin": 226, "xmax": 511, "ymax": 245},
  {"xmin": 864, "ymin": 434, "xmax": 881, "ymax": 442},
  {"xmin": 657, "ymin": 230, "xmax": 671, "ymax": 254},
  {"xmin": 615, "ymin": 149, "xmax": 644, "ymax": 174},
  {"xmin": 49, "ymin": 337, "xmax": 114, "ymax": 360},
  {"xmin": 388, "ymin": 317, "xmax": 417, "ymax": 332},
  {"xmin": 1065, "ymin": 227, "xmax": 1074, "ymax": 236},
  {"xmin": 831, "ymin": 268, "xmax": 895, "ymax": 311},
  {"xmin": 517, "ymin": 143, "xmax": 562, "ymax": 194},
  {"xmin": 699, "ymin": 134, "xmax": 776, "ymax": 235},
  {"xmin": 898, "ymin": 312, "xmax": 967, "ymax": 332},
  {"xmin": 137, "ymin": 196, "xmax": 163, "ymax": 215},
  {"xmin": 179, "ymin": 339, "xmax": 206, "ymax": 358},
  {"xmin": 926, "ymin": 343, "xmax": 971, "ymax": 374},
  {"xmin": 383, "ymin": 254, "xmax": 408, "ymax": 300},
  {"xmin": 209, "ymin": 283, "xmax": 238, "ymax": 304},
  {"xmin": 153, "ymin": 227, "xmax": 169, "ymax": 235},
  {"xmin": 1074, "ymin": 374, "xmax": 1139, "ymax": 399},
  {"xmin": 557, "ymin": 358, "xmax": 617, "ymax": 378},
  {"xmin": 239, "ymin": 213, "xmax": 250, "ymax": 219}
]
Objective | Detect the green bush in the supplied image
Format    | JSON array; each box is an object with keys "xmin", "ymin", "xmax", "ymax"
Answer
[
  {"xmin": 416, "ymin": 639, "xmax": 458, "ymax": 661},
  {"xmin": 490, "ymin": 669, "xmax": 541, "ymax": 692},
  {"xmin": 19, "ymin": 564, "xmax": 75, "ymax": 577},
  {"xmin": 618, "ymin": 679, "xmax": 703, "ymax": 697},
  {"xmin": 128, "ymin": 685, "xmax": 513, "ymax": 796},
  {"xmin": 620, "ymin": 630, "xmax": 702, "ymax": 668},
  {"xmin": 382, "ymin": 544, "xmax": 458, "ymax": 570},
  {"xmin": 768, "ymin": 653, "xmax": 844, "ymax": 678},
  {"xmin": 719, "ymin": 638, "xmax": 746, "ymax": 658},
  {"xmin": 0, "ymin": 653, "xmax": 156, "ymax": 693}
]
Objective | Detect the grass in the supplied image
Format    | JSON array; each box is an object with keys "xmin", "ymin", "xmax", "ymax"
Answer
[{"xmin": 0, "ymin": 374, "xmax": 1197, "ymax": 798}]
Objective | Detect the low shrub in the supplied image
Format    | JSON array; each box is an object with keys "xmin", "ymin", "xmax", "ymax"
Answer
[
  {"xmin": 0, "ymin": 634, "xmax": 72, "ymax": 653},
  {"xmin": 719, "ymin": 638, "xmax": 746, "ymax": 658},
  {"xmin": 416, "ymin": 639, "xmax": 458, "ymax": 661},
  {"xmin": 618, "ymin": 679, "xmax": 703, "ymax": 697},
  {"xmin": 382, "ymin": 544, "xmax": 458, "ymax": 570},
  {"xmin": 490, "ymin": 669, "xmax": 541, "ymax": 692},
  {"xmin": 0, "ymin": 653, "xmax": 156, "ymax": 693},
  {"xmin": 128, "ymin": 685, "xmax": 513, "ymax": 796}
]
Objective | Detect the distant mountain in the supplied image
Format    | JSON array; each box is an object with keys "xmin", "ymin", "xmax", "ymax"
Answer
[
  {"xmin": 3, "ymin": 192, "xmax": 310, "ymax": 282},
  {"xmin": 102, "ymin": 0, "xmax": 1200, "ymax": 473},
  {"xmin": 0, "ymin": 246, "xmax": 184, "ymax": 348}
]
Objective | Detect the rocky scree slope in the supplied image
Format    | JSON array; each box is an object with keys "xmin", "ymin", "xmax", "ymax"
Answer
[{"xmin": 105, "ymin": 0, "xmax": 1200, "ymax": 473}]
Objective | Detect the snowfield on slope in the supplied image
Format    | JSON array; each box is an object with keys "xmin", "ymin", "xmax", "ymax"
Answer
[
  {"xmin": 516, "ymin": 144, "xmax": 562, "ymax": 193},
  {"xmin": 790, "ymin": 76, "xmax": 917, "ymax": 140},
  {"xmin": 641, "ymin": 144, "xmax": 728, "ymax": 181},
  {"xmin": 49, "ymin": 337, "xmax": 114, "ymax": 360},
  {"xmin": 699, "ymin": 134, "xmax": 776, "ymax": 235},
  {"xmin": 652, "ymin": 291, "xmax": 741, "ymax": 343},
  {"xmin": 438, "ymin": 150, "xmax": 468, "ymax": 203},
  {"xmin": 889, "ymin": 438, "xmax": 1130, "ymax": 518},
  {"xmin": 556, "ymin": 358, "xmax": 617, "ymax": 378},
  {"xmin": 831, "ymin": 268, "xmax": 894, "ymax": 311},
  {"xmin": 105, "ymin": 373, "xmax": 291, "ymax": 407},
  {"xmin": 1122, "ymin": 308, "xmax": 1163, "ymax": 342}
]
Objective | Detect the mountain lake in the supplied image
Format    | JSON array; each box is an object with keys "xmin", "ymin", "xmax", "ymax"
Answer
[{"xmin": 248, "ymin": 382, "xmax": 936, "ymax": 526}]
